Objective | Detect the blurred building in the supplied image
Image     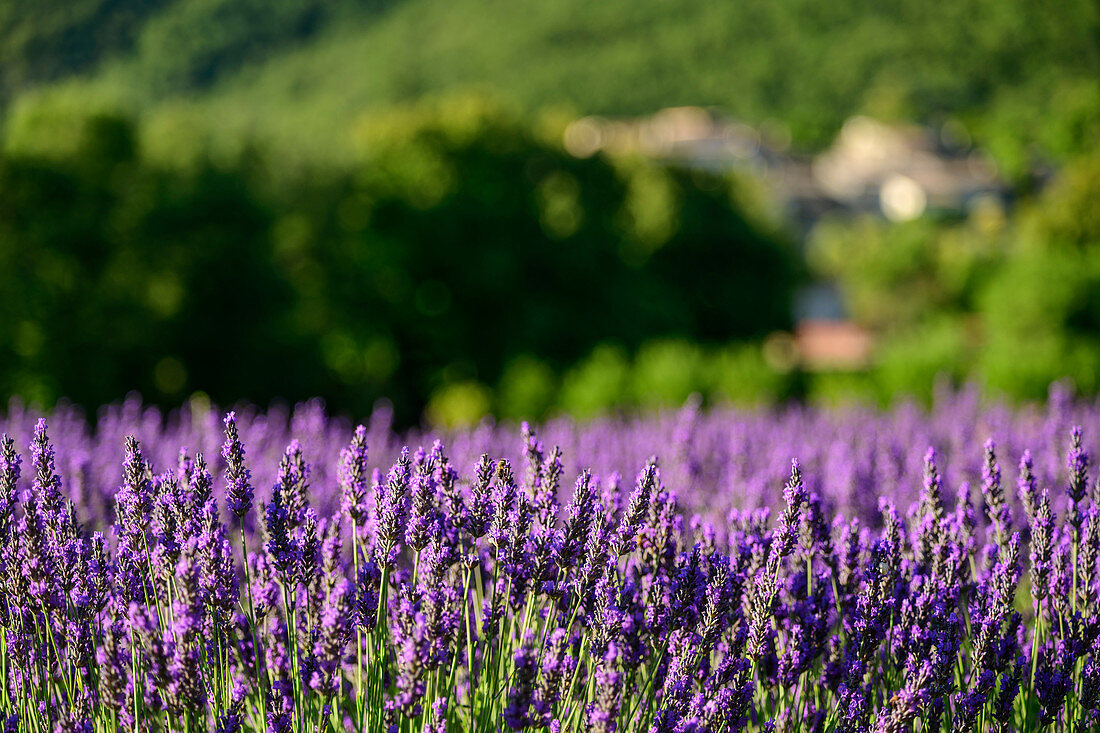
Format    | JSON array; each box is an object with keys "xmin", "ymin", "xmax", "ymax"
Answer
[
  {"xmin": 564, "ymin": 109, "xmax": 1011, "ymax": 231},
  {"xmin": 812, "ymin": 116, "xmax": 1007, "ymax": 222},
  {"xmin": 792, "ymin": 319, "xmax": 874, "ymax": 371},
  {"xmin": 563, "ymin": 109, "xmax": 1018, "ymax": 370}
]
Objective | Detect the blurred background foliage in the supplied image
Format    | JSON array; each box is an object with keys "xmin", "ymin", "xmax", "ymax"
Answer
[
  {"xmin": 3, "ymin": 0, "xmax": 1098, "ymax": 170},
  {"xmin": 1, "ymin": 0, "xmax": 1100, "ymax": 425},
  {"xmin": 806, "ymin": 151, "xmax": 1100, "ymax": 407},
  {"xmin": 0, "ymin": 96, "xmax": 797, "ymax": 425}
]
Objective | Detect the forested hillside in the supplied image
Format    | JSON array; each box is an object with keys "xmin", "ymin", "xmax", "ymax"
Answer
[{"xmin": 4, "ymin": 0, "xmax": 1098, "ymax": 165}]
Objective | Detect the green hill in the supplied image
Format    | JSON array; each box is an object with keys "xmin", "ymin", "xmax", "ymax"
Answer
[{"xmin": 4, "ymin": 0, "xmax": 1100, "ymax": 167}]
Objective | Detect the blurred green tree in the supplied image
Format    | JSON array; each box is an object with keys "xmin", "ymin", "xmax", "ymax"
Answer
[{"xmin": 0, "ymin": 98, "xmax": 798, "ymax": 423}]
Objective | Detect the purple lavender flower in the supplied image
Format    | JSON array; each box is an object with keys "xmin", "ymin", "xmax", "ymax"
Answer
[
  {"xmin": 166, "ymin": 638, "xmax": 207, "ymax": 713},
  {"xmin": 1081, "ymin": 639, "xmax": 1100, "ymax": 716},
  {"xmin": 872, "ymin": 657, "xmax": 931, "ymax": 733},
  {"xmin": 187, "ymin": 451, "xmax": 214, "ymax": 518},
  {"xmin": 1035, "ymin": 640, "xmax": 1073, "ymax": 726},
  {"xmin": 422, "ymin": 698, "xmax": 447, "ymax": 733},
  {"xmin": 18, "ymin": 498, "xmax": 59, "ymax": 607},
  {"xmin": 375, "ymin": 448, "xmax": 412, "ymax": 569},
  {"xmin": 196, "ymin": 497, "xmax": 238, "ymax": 622},
  {"xmin": 800, "ymin": 490, "xmax": 833, "ymax": 561},
  {"xmin": 215, "ymin": 697, "xmax": 244, "ymax": 733},
  {"xmin": 554, "ymin": 470, "xmax": 597, "ymax": 571},
  {"xmin": 30, "ymin": 418, "xmax": 64, "ymax": 519},
  {"xmin": 96, "ymin": 623, "xmax": 129, "ymax": 712},
  {"xmin": 310, "ymin": 577, "xmax": 354, "ymax": 695},
  {"xmin": 222, "ymin": 411, "xmax": 254, "ymax": 520},
  {"xmin": 263, "ymin": 488, "xmax": 298, "ymax": 579},
  {"xmin": 504, "ymin": 637, "xmax": 538, "ymax": 729},
  {"xmin": 534, "ymin": 628, "xmax": 574, "ymax": 722},
  {"xmin": 1027, "ymin": 488, "xmax": 1055, "ymax": 606},
  {"xmin": 356, "ymin": 557, "xmax": 382, "ymax": 630},
  {"xmin": 489, "ymin": 459, "xmax": 519, "ymax": 549},
  {"xmin": 586, "ymin": 642, "xmax": 623, "ymax": 733},
  {"xmin": 116, "ymin": 435, "xmax": 152, "ymax": 525},
  {"xmin": 992, "ymin": 656, "xmax": 1023, "ymax": 728},
  {"xmin": 521, "ymin": 421, "xmax": 544, "ymax": 490},
  {"xmin": 406, "ymin": 444, "xmax": 441, "ymax": 552},
  {"xmin": 981, "ymin": 438, "xmax": 1011, "ymax": 547},
  {"xmin": 295, "ymin": 507, "xmax": 320, "ymax": 586},
  {"xmin": 340, "ymin": 425, "xmax": 370, "ymax": 526},
  {"xmin": 266, "ymin": 686, "xmax": 293, "ymax": 733},
  {"xmin": 1017, "ymin": 450, "xmax": 1038, "ymax": 520},
  {"xmin": 915, "ymin": 446, "xmax": 945, "ymax": 572},
  {"xmin": 318, "ymin": 511, "xmax": 345, "ymax": 581},
  {"xmin": 1082, "ymin": 508, "xmax": 1100, "ymax": 611},
  {"xmin": 611, "ymin": 458, "xmax": 658, "ymax": 556},
  {"xmin": 538, "ymin": 445, "xmax": 564, "ymax": 527},
  {"xmin": 0, "ymin": 434, "xmax": 20, "ymax": 542},
  {"xmin": 953, "ymin": 480, "xmax": 975, "ymax": 554},
  {"xmin": 775, "ymin": 459, "xmax": 806, "ymax": 559},
  {"xmin": 464, "ymin": 453, "xmax": 494, "ymax": 538},
  {"xmin": 1067, "ymin": 425, "xmax": 1089, "ymax": 533},
  {"xmin": 698, "ymin": 552, "xmax": 732, "ymax": 647}
]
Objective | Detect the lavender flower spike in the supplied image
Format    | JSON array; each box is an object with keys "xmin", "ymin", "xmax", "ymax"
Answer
[
  {"xmin": 611, "ymin": 457, "xmax": 658, "ymax": 556},
  {"xmin": 0, "ymin": 435, "xmax": 21, "ymax": 539},
  {"xmin": 775, "ymin": 458, "xmax": 806, "ymax": 558},
  {"xmin": 1067, "ymin": 425, "xmax": 1089, "ymax": 532},
  {"xmin": 223, "ymin": 411, "xmax": 254, "ymax": 520},
  {"xmin": 340, "ymin": 424, "xmax": 370, "ymax": 527},
  {"xmin": 30, "ymin": 418, "xmax": 64, "ymax": 517},
  {"xmin": 981, "ymin": 438, "xmax": 1011, "ymax": 547}
]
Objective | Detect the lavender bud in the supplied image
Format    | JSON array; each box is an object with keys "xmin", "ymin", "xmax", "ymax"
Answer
[
  {"xmin": 263, "ymin": 491, "xmax": 298, "ymax": 580},
  {"xmin": 555, "ymin": 470, "xmax": 597, "ymax": 570},
  {"xmin": 611, "ymin": 458, "xmax": 658, "ymax": 556},
  {"xmin": 585, "ymin": 643, "xmax": 623, "ymax": 733},
  {"xmin": 295, "ymin": 508, "xmax": 320, "ymax": 586},
  {"xmin": 30, "ymin": 418, "xmax": 63, "ymax": 518},
  {"xmin": 279, "ymin": 439, "xmax": 311, "ymax": 526},
  {"xmin": 222, "ymin": 412, "xmax": 253, "ymax": 520},
  {"xmin": 489, "ymin": 459, "xmax": 519, "ymax": 549},
  {"xmin": 464, "ymin": 454, "xmax": 494, "ymax": 538},
  {"xmin": 0, "ymin": 435, "xmax": 21, "ymax": 541},
  {"xmin": 1067, "ymin": 426, "xmax": 1089, "ymax": 533},
  {"xmin": 981, "ymin": 438, "xmax": 1011, "ymax": 548},
  {"xmin": 915, "ymin": 446, "xmax": 945, "ymax": 571},
  {"xmin": 775, "ymin": 459, "xmax": 806, "ymax": 558},
  {"xmin": 376, "ymin": 448, "xmax": 412, "ymax": 568},
  {"xmin": 406, "ymin": 444, "xmax": 441, "ymax": 552},
  {"xmin": 188, "ymin": 452, "xmax": 213, "ymax": 514},
  {"xmin": 339, "ymin": 426, "xmax": 370, "ymax": 526},
  {"xmin": 117, "ymin": 435, "xmax": 152, "ymax": 525},
  {"xmin": 1017, "ymin": 450, "xmax": 1038, "ymax": 520},
  {"xmin": 1028, "ymin": 488, "xmax": 1055, "ymax": 605}
]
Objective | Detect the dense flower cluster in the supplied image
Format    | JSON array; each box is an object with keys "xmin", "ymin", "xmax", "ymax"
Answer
[
  {"xmin": 0, "ymin": 389, "xmax": 1098, "ymax": 731},
  {"xmin": 2, "ymin": 386, "xmax": 1094, "ymax": 533}
]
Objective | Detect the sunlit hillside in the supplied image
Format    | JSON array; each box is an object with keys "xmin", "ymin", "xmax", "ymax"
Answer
[{"xmin": 4, "ymin": 0, "xmax": 1098, "ymax": 166}]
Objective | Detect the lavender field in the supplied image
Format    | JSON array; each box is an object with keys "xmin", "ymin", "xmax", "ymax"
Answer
[{"xmin": 1, "ymin": 387, "xmax": 1099, "ymax": 731}]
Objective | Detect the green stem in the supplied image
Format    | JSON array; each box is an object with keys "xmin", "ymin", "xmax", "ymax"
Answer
[
  {"xmin": 352, "ymin": 523, "xmax": 364, "ymax": 731},
  {"xmin": 240, "ymin": 527, "xmax": 268, "ymax": 718}
]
